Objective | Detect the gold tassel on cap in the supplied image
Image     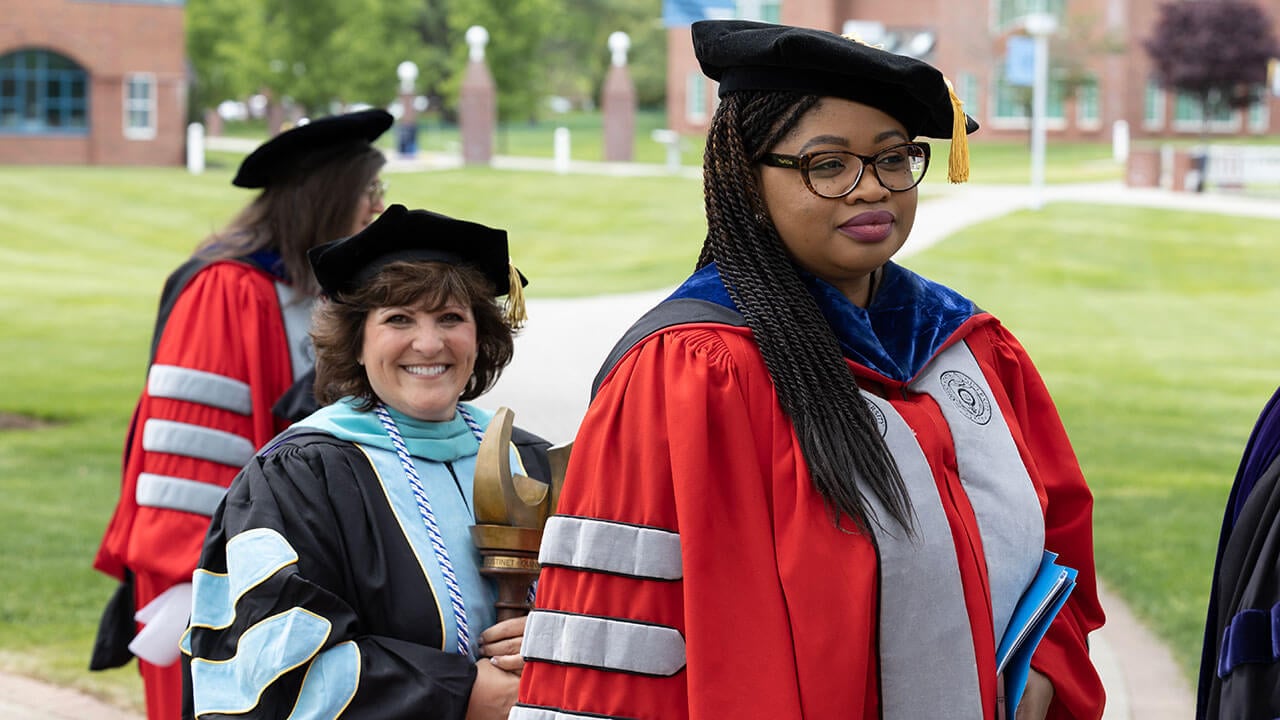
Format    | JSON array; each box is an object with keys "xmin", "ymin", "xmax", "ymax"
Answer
[
  {"xmin": 945, "ymin": 77, "xmax": 970, "ymax": 183},
  {"xmin": 503, "ymin": 262, "xmax": 527, "ymax": 330}
]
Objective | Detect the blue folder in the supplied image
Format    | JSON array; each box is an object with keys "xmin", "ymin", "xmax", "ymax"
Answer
[{"xmin": 996, "ymin": 550, "xmax": 1078, "ymax": 719}]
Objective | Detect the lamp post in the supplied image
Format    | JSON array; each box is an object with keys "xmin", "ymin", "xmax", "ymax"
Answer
[
  {"xmin": 1024, "ymin": 11, "xmax": 1057, "ymax": 210},
  {"xmin": 396, "ymin": 60, "xmax": 419, "ymax": 158}
]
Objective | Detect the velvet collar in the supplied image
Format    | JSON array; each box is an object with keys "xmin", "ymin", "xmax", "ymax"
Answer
[
  {"xmin": 244, "ymin": 249, "xmax": 287, "ymax": 282},
  {"xmin": 295, "ymin": 397, "xmax": 493, "ymax": 463},
  {"xmin": 667, "ymin": 261, "xmax": 979, "ymax": 382}
]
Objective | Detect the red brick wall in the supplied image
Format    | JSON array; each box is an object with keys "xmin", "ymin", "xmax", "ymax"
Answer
[{"xmin": 0, "ymin": 0, "xmax": 186, "ymax": 166}]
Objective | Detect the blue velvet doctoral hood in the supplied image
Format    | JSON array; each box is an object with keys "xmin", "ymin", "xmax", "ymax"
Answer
[{"xmin": 667, "ymin": 262, "xmax": 980, "ymax": 382}]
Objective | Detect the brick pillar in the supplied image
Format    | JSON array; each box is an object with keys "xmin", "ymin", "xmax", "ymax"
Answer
[
  {"xmin": 459, "ymin": 26, "xmax": 496, "ymax": 166},
  {"xmin": 602, "ymin": 31, "xmax": 636, "ymax": 162},
  {"xmin": 1125, "ymin": 147, "xmax": 1159, "ymax": 188},
  {"xmin": 1170, "ymin": 150, "xmax": 1200, "ymax": 192},
  {"xmin": 202, "ymin": 108, "xmax": 223, "ymax": 137}
]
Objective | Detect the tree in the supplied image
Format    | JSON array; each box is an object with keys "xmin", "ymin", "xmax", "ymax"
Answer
[
  {"xmin": 541, "ymin": 0, "xmax": 666, "ymax": 110},
  {"xmin": 1144, "ymin": 0, "xmax": 1280, "ymax": 137},
  {"xmin": 257, "ymin": 0, "xmax": 396, "ymax": 115},
  {"xmin": 186, "ymin": 0, "xmax": 268, "ymax": 115},
  {"xmin": 369, "ymin": 0, "xmax": 460, "ymax": 120},
  {"xmin": 185, "ymin": 0, "xmax": 667, "ymax": 125}
]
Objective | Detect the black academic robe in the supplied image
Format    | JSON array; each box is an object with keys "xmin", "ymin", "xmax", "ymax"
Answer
[
  {"xmin": 1199, "ymin": 435, "xmax": 1280, "ymax": 719},
  {"xmin": 181, "ymin": 420, "xmax": 550, "ymax": 720},
  {"xmin": 1198, "ymin": 386, "xmax": 1280, "ymax": 717}
]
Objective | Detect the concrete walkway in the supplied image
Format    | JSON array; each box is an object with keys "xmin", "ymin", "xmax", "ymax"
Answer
[{"xmin": 14, "ymin": 154, "xmax": 1274, "ymax": 717}]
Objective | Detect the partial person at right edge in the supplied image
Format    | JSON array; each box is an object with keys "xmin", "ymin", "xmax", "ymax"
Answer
[
  {"xmin": 1197, "ymin": 385, "xmax": 1280, "ymax": 719},
  {"xmin": 90, "ymin": 109, "xmax": 392, "ymax": 720}
]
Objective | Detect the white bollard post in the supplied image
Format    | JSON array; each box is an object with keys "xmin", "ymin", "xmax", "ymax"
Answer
[
  {"xmin": 1111, "ymin": 120, "xmax": 1130, "ymax": 164},
  {"xmin": 650, "ymin": 129, "xmax": 682, "ymax": 173},
  {"xmin": 553, "ymin": 127, "xmax": 570, "ymax": 174},
  {"xmin": 1159, "ymin": 143, "xmax": 1175, "ymax": 190},
  {"xmin": 186, "ymin": 122, "xmax": 205, "ymax": 175}
]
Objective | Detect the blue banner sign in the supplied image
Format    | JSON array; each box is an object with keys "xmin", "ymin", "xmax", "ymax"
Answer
[{"xmin": 1005, "ymin": 35, "xmax": 1036, "ymax": 88}]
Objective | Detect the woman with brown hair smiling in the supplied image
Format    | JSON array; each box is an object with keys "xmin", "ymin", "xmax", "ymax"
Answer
[{"xmin": 183, "ymin": 205, "xmax": 549, "ymax": 720}]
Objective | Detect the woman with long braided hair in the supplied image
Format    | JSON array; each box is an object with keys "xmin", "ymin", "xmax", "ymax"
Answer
[{"xmin": 517, "ymin": 19, "xmax": 1104, "ymax": 720}]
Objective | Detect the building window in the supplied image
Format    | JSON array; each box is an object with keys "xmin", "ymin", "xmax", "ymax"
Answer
[
  {"xmin": 124, "ymin": 74, "xmax": 156, "ymax": 140},
  {"xmin": 1076, "ymin": 76, "xmax": 1100, "ymax": 128},
  {"xmin": 0, "ymin": 49, "xmax": 89, "ymax": 135},
  {"xmin": 994, "ymin": 0, "xmax": 1066, "ymax": 31},
  {"xmin": 958, "ymin": 72, "xmax": 980, "ymax": 116},
  {"xmin": 1248, "ymin": 90, "xmax": 1269, "ymax": 132},
  {"xmin": 1173, "ymin": 89, "xmax": 1238, "ymax": 132},
  {"xmin": 1144, "ymin": 79, "xmax": 1165, "ymax": 130},
  {"xmin": 686, "ymin": 71, "xmax": 707, "ymax": 123},
  {"xmin": 736, "ymin": 0, "xmax": 780, "ymax": 22}
]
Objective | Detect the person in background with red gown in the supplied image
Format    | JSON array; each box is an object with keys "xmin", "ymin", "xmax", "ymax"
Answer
[{"xmin": 90, "ymin": 108, "xmax": 392, "ymax": 720}]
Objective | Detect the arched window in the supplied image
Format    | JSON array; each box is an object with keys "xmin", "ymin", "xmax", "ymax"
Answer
[{"xmin": 0, "ymin": 49, "xmax": 89, "ymax": 135}]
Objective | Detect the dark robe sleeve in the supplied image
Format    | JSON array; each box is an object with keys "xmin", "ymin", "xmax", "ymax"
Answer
[
  {"xmin": 1200, "ymin": 453, "xmax": 1280, "ymax": 719},
  {"xmin": 511, "ymin": 425, "xmax": 553, "ymax": 483},
  {"xmin": 271, "ymin": 367, "xmax": 320, "ymax": 424},
  {"xmin": 182, "ymin": 438, "xmax": 476, "ymax": 720}
]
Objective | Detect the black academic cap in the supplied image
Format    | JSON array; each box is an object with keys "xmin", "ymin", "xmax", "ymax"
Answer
[
  {"xmin": 692, "ymin": 19, "xmax": 977, "ymax": 182},
  {"xmin": 309, "ymin": 204, "xmax": 529, "ymax": 325},
  {"xmin": 232, "ymin": 109, "xmax": 394, "ymax": 189}
]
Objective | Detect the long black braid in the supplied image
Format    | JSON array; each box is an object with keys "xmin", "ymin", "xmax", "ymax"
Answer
[{"xmin": 699, "ymin": 90, "xmax": 913, "ymax": 534}]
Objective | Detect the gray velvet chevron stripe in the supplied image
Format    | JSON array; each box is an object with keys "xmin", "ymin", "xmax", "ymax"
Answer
[
  {"xmin": 142, "ymin": 419, "xmax": 256, "ymax": 468},
  {"xmin": 510, "ymin": 705, "xmax": 636, "ymax": 720},
  {"xmin": 522, "ymin": 610, "xmax": 686, "ymax": 677},
  {"xmin": 136, "ymin": 472, "xmax": 227, "ymax": 516},
  {"xmin": 147, "ymin": 364, "xmax": 252, "ymax": 415},
  {"xmin": 539, "ymin": 516, "xmax": 682, "ymax": 580}
]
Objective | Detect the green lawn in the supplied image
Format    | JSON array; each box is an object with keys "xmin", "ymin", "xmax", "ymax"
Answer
[{"xmin": 1, "ymin": 150, "xmax": 1270, "ymax": 709}]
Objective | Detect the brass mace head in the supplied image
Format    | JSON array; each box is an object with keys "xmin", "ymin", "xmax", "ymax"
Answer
[{"xmin": 472, "ymin": 406, "xmax": 569, "ymax": 530}]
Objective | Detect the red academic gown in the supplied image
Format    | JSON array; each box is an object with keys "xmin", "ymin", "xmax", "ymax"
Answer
[
  {"xmin": 516, "ymin": 298, "xmax": 1104, "ymax": 719},
  {"xmin": 94, "ymin": 260, "xmax": 304, "ymax": 720}
]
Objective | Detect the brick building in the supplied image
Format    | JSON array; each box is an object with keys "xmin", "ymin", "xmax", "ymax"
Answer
[
  {"xmin": 0, "ymin": 0, "xmax": 187, "ymax": 166},
  {"xmin": 663, "ymin": 0, "xmax": 1280, "ymax": 142}
]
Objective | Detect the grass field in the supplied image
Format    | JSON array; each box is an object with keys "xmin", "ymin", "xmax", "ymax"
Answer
[{"xmin": 1, "ymin": 139, "xmax": 1273, "ymax": 709}]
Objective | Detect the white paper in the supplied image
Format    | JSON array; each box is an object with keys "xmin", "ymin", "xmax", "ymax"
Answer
[{"xmin": 128, "ymin": 582, "xmax": 193, "ymax": 666}]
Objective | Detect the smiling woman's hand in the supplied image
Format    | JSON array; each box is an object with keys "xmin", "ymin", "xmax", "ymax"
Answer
[{"xmin": 478, "ymin": 616, "xmax": 527, "ymax": 676}]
